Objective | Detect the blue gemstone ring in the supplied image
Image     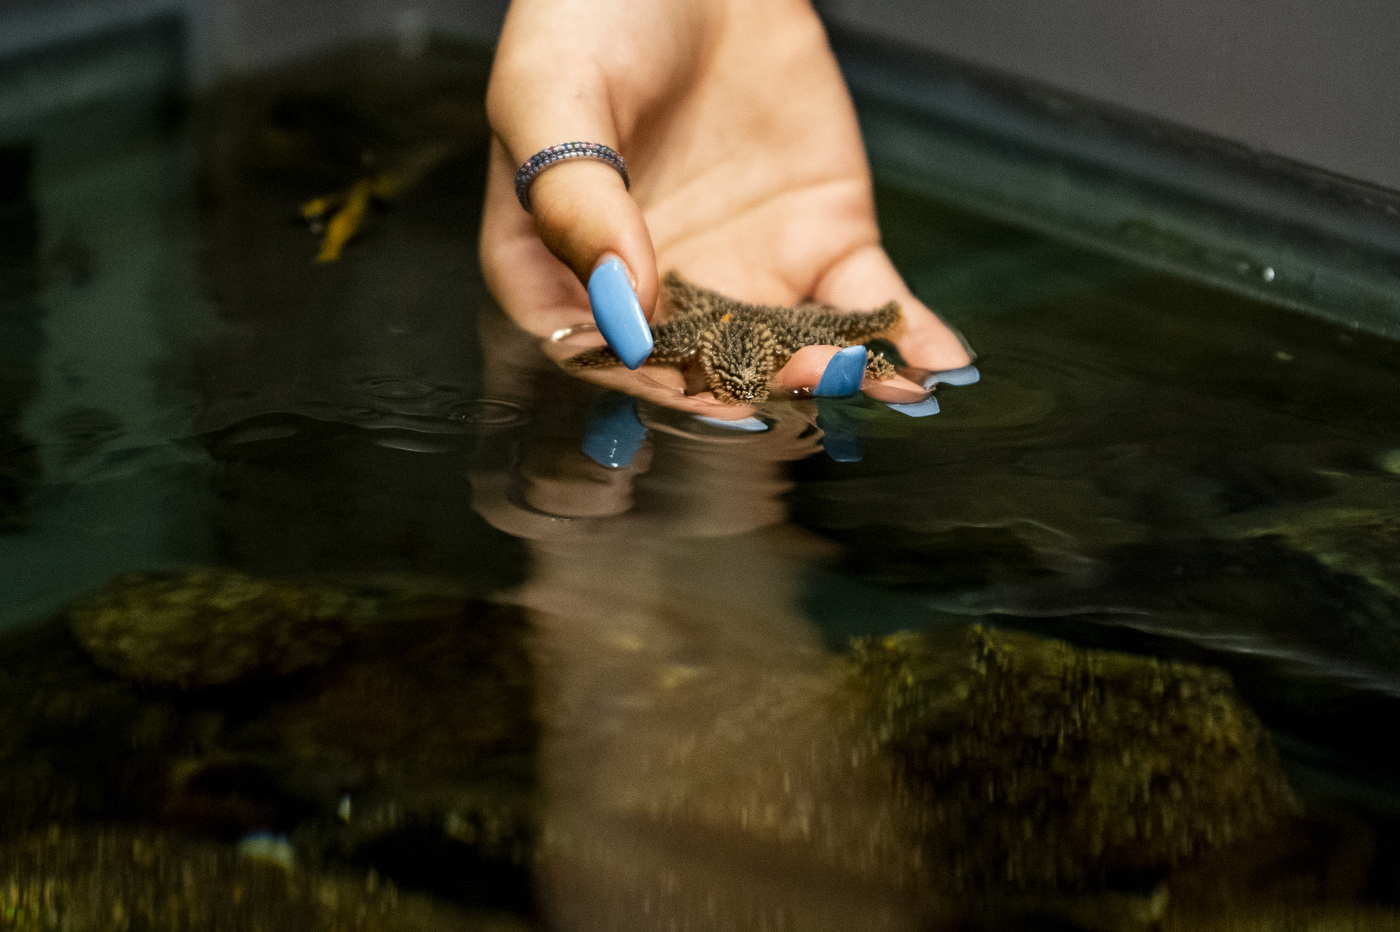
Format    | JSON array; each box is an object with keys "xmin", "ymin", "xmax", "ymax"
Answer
[{"xmin": 514, "ymin": 142, "xmax": 629, "ymax": 212}]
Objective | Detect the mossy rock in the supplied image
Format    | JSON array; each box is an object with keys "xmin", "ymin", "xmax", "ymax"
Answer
[
  {"xmin": 848, "ymin": 626, "xmax": 1299, "ymax": 892},
  {"xmin": 67, "ymin": 569, "xmax": 372, "ymax": 689}
]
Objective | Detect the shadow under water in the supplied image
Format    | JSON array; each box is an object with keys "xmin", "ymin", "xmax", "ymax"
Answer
[{"xmin": 0, "ymin": 37, "xmax": 1397, "ymax": 932}]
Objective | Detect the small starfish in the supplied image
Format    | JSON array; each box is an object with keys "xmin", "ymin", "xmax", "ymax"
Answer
[{"xmin": 564, "ymin": 272, "xmax": 902, "ymax": 403}]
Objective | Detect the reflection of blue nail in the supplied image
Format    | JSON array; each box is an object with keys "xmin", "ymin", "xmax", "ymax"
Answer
[
  {"xmin": 694, "ymin": 415, "xmax": 767, "ymax": 432},
  {"xmin": 814, "ymin": 346, "xmax": 867, "ymax": 397},
  {"xmin": 816, "ymin": 399, "xmax": 863, "ymax": 463},
  {"xmin": 583, "ymin": 392, "xmax": 647, "ymax": 467},
  {"xmin": 886, "ymin": 397, "xmax": 940, "ymax": 417},
  {"xmin": 587, "ymin": 258, "xmax": 653, "ymax": 369},
  {"xmin": 922, "ymin": 365, "xmax": 979, "ymax": 390},
  {"xmin": 238, "ymin": 831, "xmax": 296, "ymax": 870}
]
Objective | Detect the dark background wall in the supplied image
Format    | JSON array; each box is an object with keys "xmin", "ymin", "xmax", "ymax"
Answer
[
  {"xmin": 821, "ymin": 0, "xmax": 1400, "ymax": 194},
  {"xmin": 2, "ymin": 0, "xmax": 1395, "ymax": 192}
]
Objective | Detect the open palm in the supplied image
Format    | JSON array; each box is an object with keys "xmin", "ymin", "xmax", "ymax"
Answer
[{"xmin": 480, "ymin": 0, "xmax": 970, "ymax": 418}]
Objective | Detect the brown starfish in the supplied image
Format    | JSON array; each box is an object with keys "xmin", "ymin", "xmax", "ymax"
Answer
[{"xmin": 564, "ymin": 272, "xmax": 902, "ymax": 403}]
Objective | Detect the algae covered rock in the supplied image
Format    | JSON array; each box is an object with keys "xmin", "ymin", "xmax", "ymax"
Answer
[
  {"xmin": 15, "ymin": 572, "xmax": 541, "ymax": 915},
  {"xmin": 66, "ymin": 569, "xmax": 371, "ymax": 688},
  {"xmin": 0, "ymin": 826, "xmax": 529, "ymax": 932},
  {"xmin": 848, "ymin": 626, "xmax": 1299, "ymax": 892}
]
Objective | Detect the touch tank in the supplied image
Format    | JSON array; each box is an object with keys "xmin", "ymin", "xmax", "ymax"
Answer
[{"xmin": 0, "ymin": 1, "xmax": 1399, "ymax": 929}]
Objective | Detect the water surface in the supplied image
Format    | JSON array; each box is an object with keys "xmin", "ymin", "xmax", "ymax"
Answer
[{"xmin": 1, "ymin": 38, "xmax": 1399, "ymax": 931}]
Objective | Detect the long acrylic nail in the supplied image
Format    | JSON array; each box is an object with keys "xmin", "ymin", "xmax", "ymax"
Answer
[
  {"xmin": 588, "ymin": 257, "xmax": 653, "ymax": 369},
  {"xmin": 814, "ymin": 346, "xmax": 867, "ymax": 397},
  {"xmin": 583, "ymin": 392, "xmax": 647, "ymax": 468},
  {"xmin": 922, "ymin": 364, "xmax": 980, "ymax": 390},
  {"xmin": 886, "ymin": 396, "xmax": 941, "ymax": 418}
]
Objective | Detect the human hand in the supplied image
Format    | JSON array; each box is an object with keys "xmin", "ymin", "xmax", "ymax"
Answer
[{"xmin": 480, "ymin": 0, "xmax": 972, "ymax": 419}]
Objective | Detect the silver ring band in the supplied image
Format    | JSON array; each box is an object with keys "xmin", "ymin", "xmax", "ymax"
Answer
[{"xmin": 514, "ymin": 142, "xmax": 629, "ymax": 212}]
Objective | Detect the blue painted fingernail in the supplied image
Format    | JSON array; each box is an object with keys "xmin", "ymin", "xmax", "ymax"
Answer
[
  {"xmin": 814, "ymin": 346, "xmax": 867, "ymax": 397},
  {"xmin": 886, "ymin": 397, "xmax": 940, "ymax": 417},
  {"xmin": 694, "ymin": 415, "xmax": 767, "ymax": 432},
  {"xmin": 922, "ymin": 364, "xmax": 980, "ymax": 390},
  {"xmin": 583, "ymin": 392, "xmax": 647, "ymax": 468},
  {"xmin": 588, "ymin": 257, "xmax": 653, "ymax": 369}
]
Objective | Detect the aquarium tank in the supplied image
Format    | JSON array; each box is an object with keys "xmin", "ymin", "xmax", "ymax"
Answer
[{"xmin": 0, "ymin": 0, "xmax": 1398, "ymax": 928}]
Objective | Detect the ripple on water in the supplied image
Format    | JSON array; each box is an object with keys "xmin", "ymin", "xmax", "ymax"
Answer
[
  {"xmin": 369, "ymin": 431, "xmax": 459, "ymax": 454},
  {"xmin": 349, "ymin": 376, "xmax": 438, "ymax": 400},
  {"xmin": 446, "ymin": 399, "xmax": 530, "ymax": 430},
  {"xmin": 860, "ymin": 355, "xmax": 1060, "ymax": 449},
  {"xmin": 331, "ymin": 399, "xmax": 529, "ymax": 438},
  {"xmin": 220, "ymin": 422, "xmax": 302, "ymax": 445}
]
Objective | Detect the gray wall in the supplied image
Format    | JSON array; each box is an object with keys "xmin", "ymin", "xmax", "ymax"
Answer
[
  {"xmin": 823, "ymin": 0, "xmax": 1400, "ymax": 194},
  {"xmin": 3, "ymin": 0, "xmax": 1394, "ymax": 193}
]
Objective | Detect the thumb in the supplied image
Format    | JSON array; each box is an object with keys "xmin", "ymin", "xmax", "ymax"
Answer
[{"xmin": 487, "ymin": 65, "xmax": 657, "ymax": 368}]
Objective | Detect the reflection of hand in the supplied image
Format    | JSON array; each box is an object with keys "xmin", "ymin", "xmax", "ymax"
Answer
[
  {"xmin": 471, "ymin": 394, "xmax": 825, "ymax": 543},
  {"xmin": 480, "ymin": 0, "xmax": 971, "ymax": 418},
  {"xmin": 468, "ymin": 311, "xmax": 920, "ymax": 932}
]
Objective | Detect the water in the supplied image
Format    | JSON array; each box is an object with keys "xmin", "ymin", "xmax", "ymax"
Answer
[{"xmin": 2, "ymin": 39, "xmax": 1400, "ymax": 930}]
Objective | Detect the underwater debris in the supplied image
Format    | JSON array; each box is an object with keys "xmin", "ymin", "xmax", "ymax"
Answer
[{"xmin": 301, "ymin": 143, "xmax": 458, "ymax": 262}]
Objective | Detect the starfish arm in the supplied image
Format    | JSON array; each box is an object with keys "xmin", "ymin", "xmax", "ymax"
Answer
[
  {"xmin": 563, "ymin": 330, "xmax": 702, "ymax": 369},
  {"xmin": 699, "ymin": 316, "xmax": 780, "ymax": 403},
  {"xmin": 563, "ymin": 345, "xmax": 625, "ymax": 370},
  {"xmin": 650, "ymin": 315, "xmax": 712, "ymax": 361},
  {"xmin": 762, "ymin": 303, "xmax": 902, "ymax": 353},
  {"xmin": 663, "ymin": 272, "xmax": 732, "ymax": 319},
  {"xmin": 865, "ymin": 353, "xmax": 897, "ymax": 381},
  {"xmin": 664, "ymin": 272, "xmax": 771, "ymax": 319}
]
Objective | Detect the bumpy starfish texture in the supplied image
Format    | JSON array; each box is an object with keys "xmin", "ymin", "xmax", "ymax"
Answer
[{"xmin": 565, "ymin": 272, "xmax": 903, "ymax": 403}]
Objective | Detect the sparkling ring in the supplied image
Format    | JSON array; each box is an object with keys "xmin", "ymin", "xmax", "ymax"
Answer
[{"xmin": 514, "ymin": 142, "xmax": 629, "ymax": 212}]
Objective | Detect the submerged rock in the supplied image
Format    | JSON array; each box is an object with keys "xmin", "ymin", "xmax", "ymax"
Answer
[
  {"xmin": 5, "ymin": 572, "xmax": 542, "ymax": 914},
  {"xmin": 848, "ymin": 626, "xmax": 1300, "ymax": 893},
  {"xmin": 66, "ymin": 569, "xmax": 371, "ymax": 689},
  {"xmin": 0, "ymin": 826, "xmax": 529, "ymax": 931}
]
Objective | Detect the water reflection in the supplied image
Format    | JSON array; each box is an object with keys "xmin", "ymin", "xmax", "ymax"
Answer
[{"xmin": 465, "ymin": 308, "xmax": 1302, "ymax": 931}]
